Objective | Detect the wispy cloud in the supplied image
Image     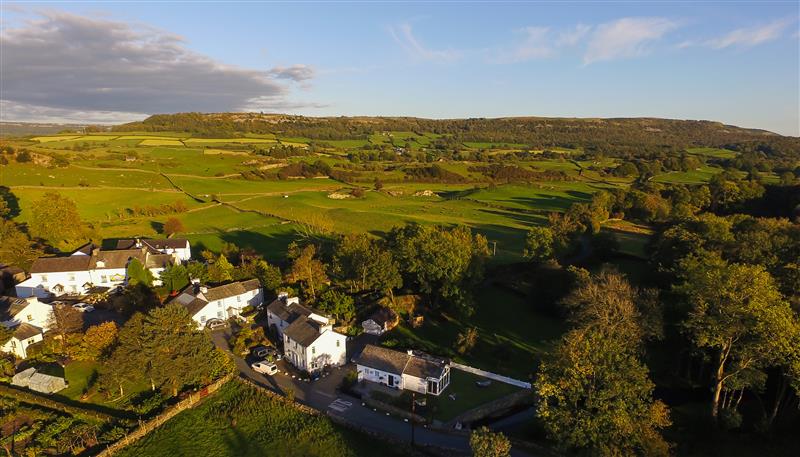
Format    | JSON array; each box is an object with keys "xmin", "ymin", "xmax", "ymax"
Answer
[
  {"xmin": 268, "ymin": 64, "xmax": 315, "ymax": 82},
  {"xmin": 706, "ymin": 18, "xmax": 793, "ymax": 49},
  {"xmin": 584, "ymin": 17, "xmax": 680, "ymax": 65},
  {"xmin": 389, "ymin": 22, "xmax": 461, "ymax": 62},
  {"xmin": 493, "ymin": 24, "xmax": 590, "ymax": 64}
]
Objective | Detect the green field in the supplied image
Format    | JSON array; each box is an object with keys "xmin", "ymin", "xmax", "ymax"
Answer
[{"xmin": 118, "ymin": 380, "xmax": 407, "ymax": 457}]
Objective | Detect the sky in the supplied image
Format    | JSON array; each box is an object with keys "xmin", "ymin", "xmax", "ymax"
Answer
[{"xmin": 1, "ymin": 1, "xmax": 798, "ymax": 135}]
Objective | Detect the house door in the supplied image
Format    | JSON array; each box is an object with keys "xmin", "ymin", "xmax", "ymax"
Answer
[{"xmin": 388, "ymin": 375, "xmax": 395, "ymax": 387}]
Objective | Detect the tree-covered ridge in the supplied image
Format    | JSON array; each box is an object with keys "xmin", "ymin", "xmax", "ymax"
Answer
[{"xmin": 114, "ymin": 112, "xmax": 800, "ymax": 159}]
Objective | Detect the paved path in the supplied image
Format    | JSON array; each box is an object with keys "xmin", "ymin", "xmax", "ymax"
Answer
[{"xmin": 210, "ymin": 330, "xmax": 535, "ymax": 456}]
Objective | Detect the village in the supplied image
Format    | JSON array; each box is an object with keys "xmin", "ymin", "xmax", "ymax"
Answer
[{"xmin": 1, "ymin": 236, "xmax": 534, "ymax": 454}]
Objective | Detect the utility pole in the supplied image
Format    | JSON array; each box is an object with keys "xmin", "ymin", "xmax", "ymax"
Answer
[
  {"xmin": 410, "ymin": 391, "xmax": 416, "ymax": 447},
  {"xmin": 492, "ymin": 240, "xmax": 497, "ymax": 256}
]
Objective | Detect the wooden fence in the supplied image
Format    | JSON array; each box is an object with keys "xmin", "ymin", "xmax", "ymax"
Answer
[{"xmin": 94, "ymin": 373, "xmax": 234, "ymax": 456}]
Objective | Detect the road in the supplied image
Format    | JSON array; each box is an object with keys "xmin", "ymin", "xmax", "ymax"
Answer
[{"xmin": 210, "ymin": 330, "xmax": 535, "ymax": 456}]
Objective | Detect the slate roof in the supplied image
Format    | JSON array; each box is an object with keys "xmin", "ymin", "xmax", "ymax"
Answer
[
  {"xmin": 404, "ymin": 353, "xmax": 448, "ymax": 379},
  {"xmin": 30, "ymin": 256, "xmax": 91, "ymax": 273},
  {"xmin": 171, "ymin": 279, "xmax": 261, "ymax": 317},
  {"xmin": 354, "ymin": 344, "xmax": 411, "ymax": 376},
  {"xmin": 0, "ymin": 296, "xmax": 29, "ymax": 321},
  {"xmin": 355, "ymin": 344, "xmax": 449, "ymax": 380},
  {"xmin": 203, "ymin": 279, "xmax": 260, "ymax": 301},
  {"xmin": 284, "ymin": 317, "xmax": 326, "ymax": 346},
  {"xmin": 115, "ymin": 238, "xmax": 189, "ymax": 251},
  {"xmin": 13, "ymin": 322, "xmax": 42, "ymax": 340},
  {"xmin": 266, "ymin": 297, "xmax": 313, "ymax": 324}
]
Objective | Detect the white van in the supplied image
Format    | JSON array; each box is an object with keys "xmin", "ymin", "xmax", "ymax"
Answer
[{"xmin": 251, "ymin": 361, "xmax": 278, "ymax": 376}]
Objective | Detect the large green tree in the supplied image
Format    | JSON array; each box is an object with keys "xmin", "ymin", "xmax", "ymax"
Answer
[
  {"xmin": 333, "ymin": 233, "xmax": 402, "ymax": 296},
  {"xmin": 469, "ymin": 427, "xmax": 511, "ymax": 457},
  {"xmin": 29, "ymin": 192, "xmax": 88, "ymax": 249},
  {"xmin": 388, "ymin": 224, "xmax": 489, "ymax": 314},
  {"xmin": 0, "ymin": 219, "xmax": 42, "ymax": 271},
  {"xmin": 676, "ymin": 253, "xmax": 798, "ymax": 422},
  {"xmin": 286, "ymin": 243, "xmax": 328, "ymax": 300}
]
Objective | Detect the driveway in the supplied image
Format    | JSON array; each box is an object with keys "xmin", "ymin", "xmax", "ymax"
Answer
[{"xmin": 210, "ymin": 330, "xmax": 534, "ymax": 456}]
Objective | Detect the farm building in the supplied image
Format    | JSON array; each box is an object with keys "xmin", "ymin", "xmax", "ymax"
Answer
[
  {"xmin": 115, "ymin": 238, "xmax": 192, "ymax": 262},
  {"xmin": 354, "ymin": 344, "xmax": 451, "ymax": 396}
]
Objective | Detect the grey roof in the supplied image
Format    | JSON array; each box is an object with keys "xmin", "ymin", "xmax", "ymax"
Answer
[
  {"xmin": 116, "ymin": 238, "xmax": 189, "ymax": 251},
  {"xmin": 13, "ymin": 322, "xmax": 42, "ymax": 340},
  {"xmin": 171, "ymin": 279, "xmax": 261, "ymax": 317},
  {"xmin": 0, "ymin": 296, "xmax": 29, "ymax": 321},
  {"xmin": 30, "ymin": 255, "xmax": 91, "ymax": 273},
  {"xmin": 354, "ymin": 344, "xmax": 411, "ymax": 376},
  {"xmin": 72, "ymin": 243, "xmax": 96, "ymax": 256},
  {"xmin": 266, "ymin": 297, "xmax": 313, "ymax": 324},
  {"xmin": 404, "ymin": 353, "xmax": 448, "ymax": 379},
  {"xmin": 355, "ymin": 344, "xmax": 449, "ymax": 380},
  {"xmin": 203, "ymin": 279, "xmax": 260, "ymax": 301},
  {"xmin": 283, "ymin": 317, "xmax": 325, "ymax": 346}
]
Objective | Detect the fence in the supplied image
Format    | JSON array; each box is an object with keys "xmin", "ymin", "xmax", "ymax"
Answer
[
  {"xmin": 450, "ymin": 362, "xmax": 531, "ymax": 389},
  {"xmin": 95, "ymin": 373, "xmax": 234, "ymax": 457},
  {"xmin": 0, "ymin": 383, "xmax": 120, "ymax": 422}
]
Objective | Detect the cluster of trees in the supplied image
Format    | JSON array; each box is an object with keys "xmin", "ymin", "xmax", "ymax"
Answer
[
  {"xmin": 99, "ymin": 304, "xmax": 232, "ymax": 398},
  {"xmin": 467, "ymin": 164, "xmax": 568, "ymax": 183},
  {"xmin": 277, "ymin": 160, "xmax": 332, "ymax": 179},
  {"xmin": 114, "ymin": 112, "xmax": 800, "ymax": 162},
  {"xmin": 403, "ymin": 165, "xmax": 468, "ymax": 183},
  {"xmin": 536, "ymin": 270, "xmax": 671, "ymax": 456},
  {"xmin": 124, "ymin": 200, "xmax": 189, "ymax": 218}
]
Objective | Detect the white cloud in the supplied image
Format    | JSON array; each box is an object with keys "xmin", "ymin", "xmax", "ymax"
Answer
[
  {"xmin": 584, "ymin": 17, "xmax": 680, "ymax": 64},
  {"xmin": 556, "ymin": 24, "xmax": 592, "ymax": 47},
  {"xmin": 389, "ymin": 23, "xmax": 461, "ymax": 62},
  {"xmin": 0, "ymin": 10, "xmax": 316, "ymax": 120},
  {"xmin": 706, "ymin": 18, "xmax": 793, "ymax": 49},
  {"xmin": 493, "ymin": 27, "xmax": 553, "ymax": 63}
]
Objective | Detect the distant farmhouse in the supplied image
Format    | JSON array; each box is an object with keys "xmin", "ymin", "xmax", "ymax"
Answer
[
  {"xmin": 266, "ymin": 293, "xmax": 347, "ymax": 373},
  {"xmin": 170, "ymin": 279, "xmax": 263, "ymax": 327},
  {"xmin": 15, "ymin": 239, "xmax": 190, "ymax": 299},
  {"xmin": 1, "ymin": 296, "xmax": 53, "ymax": 358},
  {"xmin": 354, "ymin": 344, "xmax": 451, "ymax": 396}
]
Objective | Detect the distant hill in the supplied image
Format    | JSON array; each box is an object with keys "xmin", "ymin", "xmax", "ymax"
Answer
[
  {"xmin": 114, "ymin": 113, "xmax": 798, "ymax": 158},
  {"xmin": 0, "ymin": 121, "xmax": 108, "ymax": 137}
]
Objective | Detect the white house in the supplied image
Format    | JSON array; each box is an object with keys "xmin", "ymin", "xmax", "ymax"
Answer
[
  {"xmin": 171, "ymin": 279, "xmax": 263, "ymax": 327},
  {"xmin": 283, "ymin": 315, "xmax": 347, "ymax": 373},
  {"xmin": 2, "ymin": 323, "xmax": 44, "ymax": 359},
  {"xmin": 16, "ymin": 246, "xmax": 178, "ymax": 299},
  {"xmin": 1, "ymin": 296, "xmax": 52, "ymax": 359},
  {"xmin": 1, "ymin": 296, "xmax": 53, "ymax": 330},
  {"xmin": 354, "ymin": 344, "xmax": 451, "ymax": 396},
  {"xmin": 266, "ymin": 292, "xmax": 328, "ymax": 337},
  {"xmin": 115, "ymin": 238, "xmax": 192, "ymax": 262},
  {"xmin": 267, "ymin": 293, "xmax": 347, "ymax": 373}
]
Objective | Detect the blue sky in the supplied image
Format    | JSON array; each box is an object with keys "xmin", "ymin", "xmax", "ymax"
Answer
[{"xmin": 1, "ymin": 1, "xmax": 798, "ymax": 135}]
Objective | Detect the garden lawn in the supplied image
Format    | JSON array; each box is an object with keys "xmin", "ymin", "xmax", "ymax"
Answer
[
  {"xmin": 117, "ymin": 379, "xmax": 407, "ymax": 457},
  {"xmin": 428, "ymin": 369, "xmax": 523, "ymax": 422}
]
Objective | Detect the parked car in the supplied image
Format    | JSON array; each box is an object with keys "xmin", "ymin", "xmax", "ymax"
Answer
[
  {"xmin": 206, "ymin": 319, "xmax": 227, "ymax": 330},
  {"xmin": 72, "ymin": 303, "xmax": 95, "ymax": 313},
  {"xmin": 251, "ymin": 346, "xmax": 270, "ymax": 358},
  {"xmin": 251, "ymin": 361, "xmax": 278, "ymax": 376}
]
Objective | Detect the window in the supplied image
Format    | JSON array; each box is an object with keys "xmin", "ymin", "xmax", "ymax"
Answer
[
  {"xmin": 68, "ymin": 273, "xmax": 76, "ymax": 282},
  {"xmin": 217, "ymin": 311, "xmax": 223, "ymax": 318},
  {"xmin": 217, "ymin": 302, "xmax": 223, "ymax": 308},
  {"xmin": 311, "ymin": 347, "xmax": 315, "ymax": 355},
  {"xmin": 336, "ymin": 340, "xmax": 340, "ymax": 347},
  {"xmin": 41, "ymin": 275, "xmax": 48, "ymax": 283},
  {"xmin": 28, "ymin": 338, "xmax": 36, "ymax": 345},
  {"xmin": 237, "ymin": 296, "xmax": 241, "ymax": 302},
  {"xmin": 27, "ymin": 314, "xmax": 33, "ymax": 322},
  {"xmin": 101, "ymin": 275, "xmax": 108, "ymax": 283},
  {"xmin": 200, "ymin": 316, "xmax": 207, "ymax": 323}
]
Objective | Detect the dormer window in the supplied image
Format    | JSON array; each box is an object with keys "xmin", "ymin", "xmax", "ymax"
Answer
[
  {"xmin": 96, "ymin": 260, "xmax": 105, "ymax": 268},
  {"xmin": 27, "ymin": 314, "xmax": 33, "ymax": 322}
]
